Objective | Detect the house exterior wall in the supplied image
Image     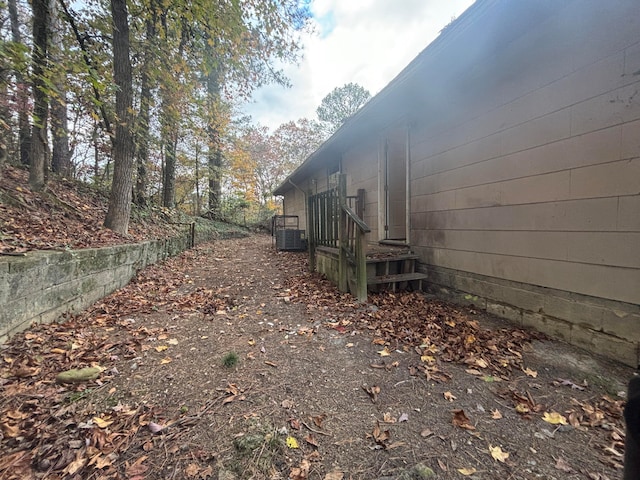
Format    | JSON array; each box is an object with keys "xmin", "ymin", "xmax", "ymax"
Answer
[
  {"xmin": 281, "ymin": 164, "xmax": 339, "ymax": 236},
  {"xmin": 411, "ymin": 0, "xmax": 640, "ymax": 366},
  {"xmin": 282, "ymin": 183, "xmax": 307, "ymax": 231},
  {"xmin": 342, "ymin": 140, "xmax": 380, "ymax": 239}
]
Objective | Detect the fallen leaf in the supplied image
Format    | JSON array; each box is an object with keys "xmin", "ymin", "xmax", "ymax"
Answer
[
  {"xmin": 286, "ymin": 436, "xmax": 299, "ymax": 448},
  {"xmin": 371, "ymin": 422, "xmax": 391, "ymax": 445},
  {"xmin": 458, "ymin": 467, "xmax": 477, "ymax": 476},
  {"xmin": 475, "ymin": 358, "xmax": 488, "ymax": 368},
  {"xmin": 200, "ymin": 465, "xmax": 213, "ymax": 478},
  {"xmin": 304, "ymin": 433, "xmax": 319, "ymax": 447},
  {"xmin": 444, "ymin": 391, "xmax": 456, "ymax": 402},
  {"xmin": 324, "ymin": 471, "xmax": 344, "ymax": 480},
  {"xmin": 160, "ymin": 357, "xmax": 172, "ymax": 364},
  {"xmin": 186, "ymin": 463, "xmax": 200, "ymax": 477},
  {"xmin": 89, "ymin": 454, "xmax": 113, "ymax": 469},
  {"xmin": 126, "ymin": 456, "xmax": 149, "ymax": 477},
  {"xmin": 290, "ymin": 459, "xmax": 310, "ymax": 479},
  {"xmin": 6, "ymin": 410, "xmax": 27, "ymax": 420},
  {"xmin": 420, "ymin": 428, "xmax": 434, "ymax": 438},
  {"xmin": 311, "ymin": 414, "xmax": 326, "ymax": 428},
  {"xmin": 1, "ymin": 422, "xmax": 19, "ymax": 437},
  {"xmin": 554, "ymin": 457, "xmax": 574, "ymax": 473},
  {"xmin": 65, "ymin": 456, "xmax": 87, "ymax": 476},
  {"xmin": 490, "ymin": 445, "xmax": 510, "ymax": 462},
  {"xmin": 387, "ymin": 441, "xmax": 406, "ymax": 449},
  {"xmin": 93, "ymin": 416, "xmax": 114, "ymax": 428},
  {"xmin": 398, "ymin": 412, "xmax": 409, "ymax": 423},
  {"xmin": 363, "ymin": 385, "xmax": 380, "ymax": 402},
  {"xmin": 378, "ymin": 347, "xmax": 391, "ymax": 357},
  {"xmin": 382, "ymin": 412, "xmax": 397, "ymax": 423},
  {"xmin": 523, "ymin": 367, "xmax": 538, "ymax": 378},
  {"xmin": 542, "ymin": 411, "xmax": 568, "ymax": 425},
  {"xmin": 168, "ymin": 338, "xmax": 179, "ymax": 345},
  {"xmin": 491, "ymin": 409, "xmax": 503, "ymax": 419},
  {"xmin": 155, "ymin": 345, "xmax": 168, "ymax": 352},
  {"xmin": 452, "ymin": 409, "xmax": 475, "ymax": 430}
]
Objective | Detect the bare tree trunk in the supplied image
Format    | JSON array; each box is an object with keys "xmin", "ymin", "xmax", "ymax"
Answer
[
  {"xmin": 8, "ymin": 0, "xmax": 30, "ymax": 166},
  {"xmin": 29, "ymin": 0, "xmax": 49, "ymax": 191},
  {"xmin": 0, "ymin": 4, "xmax": 9, "ymax": 171},
  {"xmin": 104, "ymin": 0, "xmax": 135, "ymax": 234},
  {"xmin": 206, "ymin": 64, "xmax": 222, "ymax": 217},
  {"xmin": 134, "ymin": 13, "xmax": 156, "ymax": 206},
  {"xmin": 49, "ymin": 0, "xmax": 71, "ymax": 177},
  {"xmin": 162, "ymin": 135, "xmax": 177, "ymax": 208},
  {"xmin": 194, "ymin": 142, "xmax": 200, "ymax": 216}
]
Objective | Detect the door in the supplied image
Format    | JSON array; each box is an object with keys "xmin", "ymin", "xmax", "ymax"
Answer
[{"xmin": 381, "ymin": 127, "xmax": 409, "ymax": 242}]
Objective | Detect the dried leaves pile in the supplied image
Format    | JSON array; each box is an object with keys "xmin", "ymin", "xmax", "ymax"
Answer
[
  {"xmin": 0, "ymin": 247, "xmax": 233, "ymax": 479},
  {"xmin": 0, "ymin": 165, "xmax": 181, "ymax": 254},
  {"xmin": 285, "ymin": 261, "xmax": 628, "ymax": 472}
]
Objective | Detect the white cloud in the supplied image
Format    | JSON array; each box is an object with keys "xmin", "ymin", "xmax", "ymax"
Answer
[{"xmin": 244, "ymin": 0, "xmax": 475, "ymax": 131}]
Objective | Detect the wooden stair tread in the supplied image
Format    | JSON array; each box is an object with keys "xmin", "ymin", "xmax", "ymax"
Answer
[
  {"xmin": 365, "ymin": 253, "xmax": 419, "ymax": 263},
  {"xmin": 367, "ymin": 272, "xmax": 428, "ymax": 285}
]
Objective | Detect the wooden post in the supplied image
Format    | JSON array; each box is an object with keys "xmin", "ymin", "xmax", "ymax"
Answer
[
  {"xmin": 356, "ymin": 188, "xmax": 365, "ymax": 218},
  {"xmin": 355, "ymin": 228, "xmax": 367, "ymax": 302},
  {"xmin": 338, "ymin": 174, "xmax": 348, "ymax": 293},
  {"xmin": 190, "ymin": 222, "xmax": 195, "ymax": 248},
  {"xmin": 307, "ymin": 192, "xmax": 316, "ymax": 272}
]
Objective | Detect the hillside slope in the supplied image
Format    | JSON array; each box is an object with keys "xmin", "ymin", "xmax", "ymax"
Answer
[{"xmin": 0, "ymin": 165, "xmax": 234, "ymax": 254}]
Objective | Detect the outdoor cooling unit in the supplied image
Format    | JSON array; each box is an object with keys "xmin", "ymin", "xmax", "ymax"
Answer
[{"xmin": 273, "ymin": 215, "xmax": 306, "ymax": 251}]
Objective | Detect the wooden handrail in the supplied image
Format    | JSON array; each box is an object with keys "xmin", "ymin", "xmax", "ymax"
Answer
[
  {"xmin": 342, "ymin": 204, "xmax": 371, "ymax": 233},
  {"xmin": 308, "ymin": 174, "xmax": 369, "ymax": 302}
]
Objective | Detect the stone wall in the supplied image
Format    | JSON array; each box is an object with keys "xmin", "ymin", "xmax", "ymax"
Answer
[{"xmin": 1, "ymin": 233, "xmax": 198, "ymax": 342}]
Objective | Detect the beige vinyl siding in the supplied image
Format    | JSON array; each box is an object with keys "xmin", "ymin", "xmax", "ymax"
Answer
[
  {"xmin": 282, "ymin": 185, "xmax": 307, "ymax": 230},
  {"xmin": 411, "ymin": 0, "xmax": 640, "ymax": 306},
  {"xmin": 343, "ymin": 140, "xmax": 379, "ymax": 240}
]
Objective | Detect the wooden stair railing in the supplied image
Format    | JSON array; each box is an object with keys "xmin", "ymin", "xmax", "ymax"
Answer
[
  {"xmin": 341, "ymin": 203, "xmax": 371, "ymax": 301},
  {"xmin": 308, "ymin": 174, "xmax": 371, "ymax": 302}
]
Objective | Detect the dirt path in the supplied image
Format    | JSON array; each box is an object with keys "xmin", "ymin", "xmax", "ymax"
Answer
[{"xmin": 0, "ymin": 235, "xmax": 633, "ymax": 480}]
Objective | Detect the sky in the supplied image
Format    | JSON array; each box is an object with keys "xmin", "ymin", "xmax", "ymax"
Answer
[{"xmin": 243, "ymin": 0, "xmax": 476, "ymax": 131}]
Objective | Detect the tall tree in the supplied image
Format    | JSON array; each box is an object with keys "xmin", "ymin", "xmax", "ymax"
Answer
[
  {"xmin": 103, "ymin": 0, "xmax": 134, "ymax": 234},
  {"xmin": 133, "ymin": 8, "xmax": 157, "ymax": 206},
  {"xmin": 316, "ymin": 82, "xmax": 371, "ymax": 134},
  {"xmin": 198, "ymin": 0, "xmax": 311, "ymax": 217},
  {"xmin": 205, "ymin": 60, "xmax": 224, "ymax": 216},
  {"xmin": 29, "ymin": 0, "xmax": 49, "ymax": 191},
  {"xmin": 49, "ymin": 0, "xmax": 71, "ymax": 176},
  {"xmin": 8, "ymin": 0, "xmax": 30, "ymax": 166},
  {"xmin": 272, "ymin": 118, "xmax": 325, "ymax": 170}
]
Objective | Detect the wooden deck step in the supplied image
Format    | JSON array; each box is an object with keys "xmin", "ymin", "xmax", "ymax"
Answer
[
  {"xmin": 367, "ymin": 272, "xmax": 428, "ymax": 285},
  {"xmin": 365, "ymin": 253, "xmax": 419, "ymax": 264}
]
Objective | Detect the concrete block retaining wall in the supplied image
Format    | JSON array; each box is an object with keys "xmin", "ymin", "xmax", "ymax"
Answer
[
  {"xmin": 0, "ymin": 233, "xmax": 199, "ymax": 342},
  {"xmin": 419, "ymin": 264, "xmax": 640, "ymax": 368}
]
